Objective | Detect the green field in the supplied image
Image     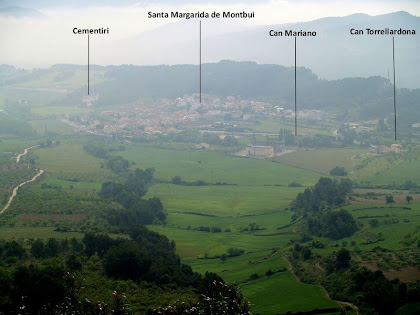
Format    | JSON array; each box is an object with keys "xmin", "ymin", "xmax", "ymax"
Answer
[
  {"xmin": 147, "ymin": 184, "xmax": 299, "ymax": 217},
  {"xmin": 364, "ymin": 158, "xmax": 420, "ymax": 185},
  {"xmin": 278, "ymin": 148, "xmax": 369, "ymax": 175},
  {"xmin": 29, "ymin": 119, "xmax": 75, "ymax": 135},
  {"xmin": 241, "ymin": 272, "xmax": 338, "ymax": 314},
  {"xmin": 0, "ymin": 138, "xmax": 40, "ymax": 154},
  {"xmin": 251, "ymin": 118, "xmax": 337, "ymax": 135},
  {"xmin": 31, "ymin": 106, "xmax": 92, "ymax": 117},
  {"xmin": 0, "ymin": 87, "xmax": 65, "ymax": 108},
  {"xmin": 32, "ymin": 177, "xmax": 102, "ymax": 190},
  {"xmin": 35, "ymin": 143, "xmax": 113, "ymax": 182},
  {"xmin": 36, "ymin": 144, "xmax": 102, "ymax": 173},
  {"xmin": 117, "ymin": 146, "xmax": 320, "ymax": 186},
  {"xmin": 15, "ymin": 69, "xmax": 107, "ymax": 89}
]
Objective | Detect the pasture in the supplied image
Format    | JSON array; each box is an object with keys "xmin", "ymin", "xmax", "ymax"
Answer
[
  {"xmin": 117, "ymin": 146, "xmax": 321, "ymax": 186},
  {"xmin": 277, "ymin": 148, "xmax": 369, "ymax": 175},
  {"xmin": 0, "ymin": 138, "xmax": 39, "ymax": 154},
  {"xmin": 250, "ymin": 118, "xmax": 336, "ymax": 136},
  {"xmin": 29, "ymin": 119, "xmax": 75, "ymax": 135},
  {"xmin": 241, "ymin": 272, "xmax": 339, "ymax": 314},
  {"xmin": 147, "ymin": 184, "xmax": 299, "ymax": 217},
  {"xmin": 363, "ymin": 158, "xmax": 420, "ymax": 185},
  {"xmin": 15, "ymin": 69, "xmax": 107, "ymax": 90},
  {"xmin": 0, "ymin": 87, "xmax": 65, "ymax": 108},
  {"xmin": 35, "ymin": 143, "xmax": 113, "ymax": 182},
  {"xmin": 31, "ymin": 106, "xmax": 92, "ymax": 117},
  {"xmin": 36, "ymin": 144, "xmax": 104, "ymax": 174}
]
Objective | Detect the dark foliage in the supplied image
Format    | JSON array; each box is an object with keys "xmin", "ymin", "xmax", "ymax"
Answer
[
  {"xmin": 307, "ymin": 209, "xmax": 358, "ymax": 240},
  {"xmin": 329, "ymin": 166, "xmax": 348, "ymax": 176},
  {"xmin": 291, "ymin": 177, "xmax": 352, "ymax": 213},
  {"xmin": 103, "ymin": 241, "xmax": 150, "ymax": 280},
  {"xmin": 325, "ymin": 268, "xmax": 420, "ymax": 315},
  {"xmin": 336, "ymin": 248, "xmax": 351, "ymax": 269},
  {"xmin": 99, "ymin": 168, "xmax": 166, "ymax": 227},
  {"xmin": 0, "ymin": 264, "xmax": 66, "ymax": 314}
]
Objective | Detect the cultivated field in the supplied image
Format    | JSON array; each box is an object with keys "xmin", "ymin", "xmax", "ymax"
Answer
[
  {"xmin": 277, "ymin": 148, "xmax": 369, "ymax": 175},
  {"xmin": 117, "ymin": 146, "xmax": 320, "ymax": 186}
]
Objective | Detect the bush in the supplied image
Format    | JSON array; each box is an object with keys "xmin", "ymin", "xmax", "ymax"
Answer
[{"xmin": 330, "ymin": 166, "xmax": 348, "ymax": 176}]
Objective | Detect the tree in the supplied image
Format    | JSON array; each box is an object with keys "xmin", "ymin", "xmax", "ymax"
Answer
[
  {"xmin": 386, "ymin": 195, "xmax": 395, "ymax": 205},
  {"xmin": 291, "ymin": 177, "xmax": 352, "ymax": 213},
  {"xmin": 31, "ymin": 239, "xmax": 46, "ymax": 258},
  {"xmin": 307, "ymin": 209, "xmax": 358, "ymax": 240},
  {"xmin": 302, "ymin": 247, "xmax": 312, "ymax": 260},
  {"xmin": 406, "ymin": 195, "xmax": 413, "ymax": 204},
  {"xmin": 336, "ymin": 248, "xmax": 351, "ymax": 268},
  {"xmin": 330, "ymin": 166, "xmax": 348, "ymax": 176},
  {"xmin": 103, "ymin": 241, "xmax": 150, "ymax": 280},
  {"xmin": 172, "ymin": 175, "xmax": 182, "ymax": 185}
]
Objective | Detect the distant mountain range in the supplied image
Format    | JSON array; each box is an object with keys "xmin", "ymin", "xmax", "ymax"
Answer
[
  {"xmin": 113, "ymin": 11, "xmax": 419, "ymax": 89},
  {"xmin": 1, "ymin": 7, "xmax": 418, "ymax": 88}
]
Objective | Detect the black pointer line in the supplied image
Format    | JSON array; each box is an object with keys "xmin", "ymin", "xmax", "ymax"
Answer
[
  {"xmin": 88, "ymin": 34, "xmax": 90, "ymax": 95},
  {"xmin": 393, "ymin": 36, "xmax": 397, "ymax": 141},
  {"xmin": 295, "ymin": 36, "xmax": 297, "ymax": 136}
]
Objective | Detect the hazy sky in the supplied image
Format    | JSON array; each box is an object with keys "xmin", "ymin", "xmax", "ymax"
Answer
[{"xmin": 0, "ymin": 0, "xmax": 419, "ymax": 67}]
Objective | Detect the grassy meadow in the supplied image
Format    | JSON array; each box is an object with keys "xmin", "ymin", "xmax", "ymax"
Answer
[
  {"xmin": 35, "ymin": 143, "xmax": 113, "ymax": 182},
  {"xmin": 0, "ymin": 87, "xmax": 65, "ymax": 108},
  {"xmin": 147, "ymin": 184, "xmax": 300, "ymax": 217},
  {"xmin": 29, "ymin": 119, "xmax": 76, "ymax": 135},
  {"xmin": 117, "ymin": 146, "xmax": 320, "ymax": 186},
  {"xmin": 364, "ymin": 158, "xmax": 420, "ymax": 185},
  {"xmin": 31, "ymin": 106, "xmax": 92, "ymax": 117},
  {"xmin": 15, "ymin": 69, "xmax": 107, "ymax": 90},
  {"xmin": 277, "ymin": 148, "xmax": 369, "ymax": 175},
  {"xmin": 250, "ymin": 118, "xmax": 337, "ymax": 136}
]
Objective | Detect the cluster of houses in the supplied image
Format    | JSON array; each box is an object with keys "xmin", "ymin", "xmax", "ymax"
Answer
[{"xmin": 371, "ymin": 143, "xmax": 402, "ymax": 155}]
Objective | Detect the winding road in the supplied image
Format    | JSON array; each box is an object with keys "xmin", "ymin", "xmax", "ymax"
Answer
[
  {"xmin": 1, "ymin": 145, "xmax": 44, "ymax": 215},
  {"xmin": 16, "ymin": 145, "xmax": 40, "ymax": 163}
]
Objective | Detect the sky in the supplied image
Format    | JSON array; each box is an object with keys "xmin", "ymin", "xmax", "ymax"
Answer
[{"xmin": 0, "ymin": 0, "xmax": 419, "ymax": 67}]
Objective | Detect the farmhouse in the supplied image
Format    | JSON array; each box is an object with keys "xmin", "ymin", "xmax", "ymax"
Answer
[
  {"xmin": 196, "ymin": 142, "xmax": 210, "ymax": 150},
  {"xmin": 246, "ymin": 145, "xmax": 274, "ymax": 157},
  {"xmin": 391, "ymin": 143, "xmax": 402, "ymax": 153}
]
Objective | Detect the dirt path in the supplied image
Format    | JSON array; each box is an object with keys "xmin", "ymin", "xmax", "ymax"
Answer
[
  {"xmin": 1, "ymin": 145, "xmax": 44, "ymax": 215},
  {"xmin": 16, "ymin": 145, "xmax": 40, "ymax": 163},
  {"xmin": 1, "ymin": 169, "xmax": 44, "ymax": 214},
  {"xmin": 283, "ymin": 254, "xmax": 360, "ymax": 315}
]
